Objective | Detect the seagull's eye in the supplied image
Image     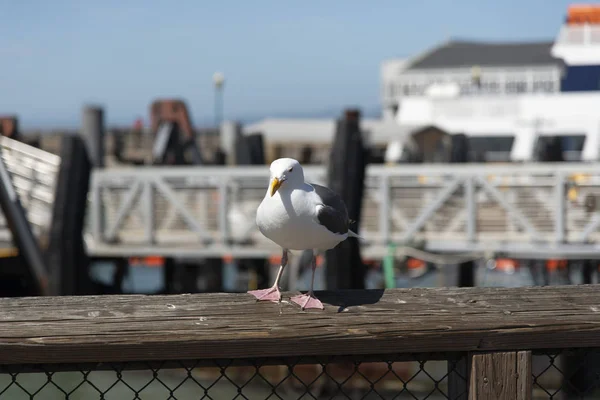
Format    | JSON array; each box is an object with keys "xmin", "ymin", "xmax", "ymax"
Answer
[{"xmin": 288, "ymin": 167, "xmax": 293, "ymax": 172}]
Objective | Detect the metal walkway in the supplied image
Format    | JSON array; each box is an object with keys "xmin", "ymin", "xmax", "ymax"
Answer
[
  {"xmin": 0, "ymin": 136, "xmax": 61, "ymax": 255},
  {"xmin": 86, "ymin": 163, "xmax": 600, "ymax": 260}
]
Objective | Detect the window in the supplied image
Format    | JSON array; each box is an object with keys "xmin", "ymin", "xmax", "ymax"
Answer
[
  {"xmin": 535, "ymin": 135, "xmax": 586, "ymax": 162},
  {"xmin": 505, "ymin": 80, "xmax": 527, "ymax": 93},
  {"xmin": 467, "ymin": 136, "xmax": 515, "ymax": 162},
  {"xmin": 532, "ymin": 80, "xmax": 555, "ymax": 93},
  {"xmin": 481, "ymin": 81, "xmax": 501, "ymax": 94}
]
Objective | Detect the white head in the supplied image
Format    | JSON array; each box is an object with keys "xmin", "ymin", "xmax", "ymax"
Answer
[{"xmin": 267, "ymin": 158, "xmax": 304, "ymax": 196}]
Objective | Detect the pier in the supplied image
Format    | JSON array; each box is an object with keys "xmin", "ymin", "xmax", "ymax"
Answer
[{"xmin": 0, "ymin": 285, "xmax": 597, "ymax": 398}]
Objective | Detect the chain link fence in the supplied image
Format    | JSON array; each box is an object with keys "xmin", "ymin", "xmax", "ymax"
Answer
[
  {"xmin": 533, "ymin": 349, "xmax": 600, "ymax": 399},
  {"xmin": 0, "ymin": 354, "xmax": 465, "ymax": 400},
  {"xmin": 0, "ymin": 349, "xmax": 598, "ymax": 399}
]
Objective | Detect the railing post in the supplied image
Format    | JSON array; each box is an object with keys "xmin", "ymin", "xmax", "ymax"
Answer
[
  {"xmin": 143, "ymin": 178, "xmax": 155, "ymax": 244},
  {"xmin": 448, "ymin": 354, "xmax": 471, "ymax": 400},
  {"xmin": 469, "ymin": 351, "xmax": 532, "ymax": 400},
  {"xmin": 218, "ymin": 179, "xmax": 230, "ymax": 245},
  {"xmin": 379, "ymin": 174, "xmax": 390, "ymax": 244},
  {"xmin": 90, "ymin": 174, "xmax": 104, "ymax": 242},
  {"xmin": 465, "ymin": 176, "xmax": 476, "ymax": 242},
  {"xmin": 81, "ymin": 105, "xmax": 105, "ymax": 168},
  {"xmin": 554, "ymin": 172, "xmax": 565, "ymax": 244}
]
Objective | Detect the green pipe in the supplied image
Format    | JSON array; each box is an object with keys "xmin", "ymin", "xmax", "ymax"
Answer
[{"xmin": 383, "ymin": 243, "xmax": 396, "ymax": 289}]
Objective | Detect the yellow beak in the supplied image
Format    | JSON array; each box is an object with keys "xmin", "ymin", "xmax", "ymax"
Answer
[{"xmin": 269, "ymin": 177, "xmax": 283, "ymax": 197}]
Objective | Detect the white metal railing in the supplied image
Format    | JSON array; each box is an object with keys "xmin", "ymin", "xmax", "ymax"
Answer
[
  {"xmin": 383, "ymin": 66, "xmax": 561, "ymax": 99},
  {"xmin": 0, "ymin": 136, "xmax": 62, "ymax": 246},
  {"xmin": 556, "ymin": 24, "xmax": 600, "ymax": 46},
  {"xmin": 87, "ymin": 163, "xmax": 600, "ymax": 259}
]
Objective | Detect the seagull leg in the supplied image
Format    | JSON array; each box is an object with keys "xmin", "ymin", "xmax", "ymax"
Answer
[
  {"xmin": 248, "ymin": 249, "xmax": 288, "ymax": 302},
  {"xmin": 291, "ymin": 250, "xmax": 324, "ymax": 310}
]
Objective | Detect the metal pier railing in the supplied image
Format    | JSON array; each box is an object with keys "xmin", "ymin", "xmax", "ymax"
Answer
[{"xmin": 86, "ymin": 163, "xmax": 600, "ymax": 259}]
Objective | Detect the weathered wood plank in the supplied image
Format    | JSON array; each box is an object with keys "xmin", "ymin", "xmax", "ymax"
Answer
[
  {"xmin": 469, "ymin": 351, "xmax": 531, "ymax": 400},
  {"xmin": 517, "ymin": 351, "xmax": 532, "ymax": 399},
  {"xmin": 0, "ymin": 286, "xmax": 598, "ymax": 365}
]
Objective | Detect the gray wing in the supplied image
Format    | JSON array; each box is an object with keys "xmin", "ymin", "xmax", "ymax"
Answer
[{"xmin": 310, "ymin": 183, "xmax": 349, "ymax": 235}]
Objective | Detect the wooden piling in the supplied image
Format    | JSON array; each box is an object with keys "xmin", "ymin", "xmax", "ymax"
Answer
[
  {"xmin": 46, "ymin": 135, "xmax": 93, "ymax": 295},
  {"xmin": 325, "ymin": 109, "xmax": 368, "ymax": 290},
  {"xmin": 81, "ymin": 105, "xmax": 105, "ymax": 168}
]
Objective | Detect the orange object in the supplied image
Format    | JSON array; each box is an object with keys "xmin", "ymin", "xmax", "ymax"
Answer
[
  {"xmin": 129, "ymin": 256, "xmax": 164, "ymax": 267},
  {"xmin": 315, "ymin": 255, "xmax": 324, "ymax": 267},
  {"xmin": 495, "ymin": 258, "xmax": 518, "ymax": 273},
  {"xmin": 546, "ymin": 259, "xmax": 568, "ymax": 272},
  {"xmin": 269, "ymin": 254, "xmax": 282, "ymax": 265},
  {"xmin": 567, "ymin": 5, "xmax": 600, "ymax": 24},
  {"xmin": 406, "ymin": 258, "xmax": 426, "ymax": 270}
]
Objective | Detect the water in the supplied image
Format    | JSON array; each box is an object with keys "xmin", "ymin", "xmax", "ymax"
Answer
[
  {"xmin": 90, "ymin": 259, "xmax": 383, "ymax": 294},
  {"xmin": 90, "ymin": 261, "xmax": 165, "ymax": 293},
  {"xmin": 90, "ymin": 258, "xmax": 552, "ymax": 296}
]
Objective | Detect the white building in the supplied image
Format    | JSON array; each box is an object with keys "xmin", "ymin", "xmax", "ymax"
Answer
[
  {"xmin": 385, "ymin": 6, "xmax": 600, "ymax": 163},
  {"xmin": 244, "ymin": 5, "xmax": 600, "ymax": 164}
]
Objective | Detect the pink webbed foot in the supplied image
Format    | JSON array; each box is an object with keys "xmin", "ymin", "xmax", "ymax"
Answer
[
  {"xmin": 248, "ymin": 286, "xmax": 282, "ymax": 303},
  {"xmin": 291, "ymin": 292, "xmax": 324, "ymax": 310}
]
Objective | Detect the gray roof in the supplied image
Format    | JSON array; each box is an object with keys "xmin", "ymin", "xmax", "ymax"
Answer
[{"xmin": 407, "ymin": 40, "xmax": 561, "ymax": 70}]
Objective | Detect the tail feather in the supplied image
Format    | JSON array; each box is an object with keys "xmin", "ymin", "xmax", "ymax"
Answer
[{"xmin": 348, "ymin": 229, "xmax": 365, "ymax": 242}]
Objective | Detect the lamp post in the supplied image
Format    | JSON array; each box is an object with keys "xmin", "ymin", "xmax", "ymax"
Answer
[
  {"xmin": 213, "ymin": 72, "xmax": 225, "ymax": 130},
  {"xmin": 471, "ymin": 65, "xmax": 482, "ymax": 93}
]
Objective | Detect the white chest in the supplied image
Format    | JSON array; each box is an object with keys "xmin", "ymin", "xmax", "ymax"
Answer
[{"xmin": 255, "ymin": 190, "xmax": 344, "ymax": 250}]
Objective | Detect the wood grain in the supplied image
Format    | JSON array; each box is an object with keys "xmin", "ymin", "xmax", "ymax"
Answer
[
  {"xmin": 0, "ymin": 286, "xmax": 599, "ymax": 365},
  {"xmin": 469, "ymin": 351, "xmax": 531, "ymax": 400}
]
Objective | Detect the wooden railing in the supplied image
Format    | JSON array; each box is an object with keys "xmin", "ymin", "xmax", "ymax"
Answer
[{"xmin": 0, "ymin": 285, "xmax": 599, "ymax": 399}]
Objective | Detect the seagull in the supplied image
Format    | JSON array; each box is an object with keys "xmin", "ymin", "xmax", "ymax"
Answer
[{"xmin": 248, "ymin": 157, "xmax": 361, "ymax": 310}]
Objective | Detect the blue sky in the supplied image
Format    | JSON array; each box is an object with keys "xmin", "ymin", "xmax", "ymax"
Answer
[{"xmin": 1, "ymin": 0, "xmax": 575, "ymax": 128}]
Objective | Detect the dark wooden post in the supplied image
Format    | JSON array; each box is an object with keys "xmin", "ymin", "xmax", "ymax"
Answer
[
  {"xmin": 448, "ymin": 355, "xmax": 471, "ymax": 400},
  {"xmin": 562, "ymin": 260, "xmax": 599, "ymax": 397},
  {"xmin": 81, "ymin": 105, "xmax": 105, "ymax": 168},
  {"xmin": 325, "ymin": 109, "xmax": 368, "ymax": 290},
  {"xmin": 458, "ymin": 262, "xmax": 475, "ymax": 287},
  {"xmin": 111, "ymin": 257, "xmax": 129, "ymax": 294},
  {"xmin": 162, "ymin": 257, "xmax": 176, "ymax": 294},
  {"xmin": 449, "ymin": 133, "xmax": 475, "ymax": 288},
  {"xmin": 582, "ymin": 259, "xmax": 595, "ymax": 284},
  {"xmin": 469, "ymin": 351, "xmax": 532, "ymax": 400},
  {"xmin": 46, "ymin": 135, "xmax": 93, "ymax": 295},
  {"xmin": 233, "ymin": 131, "xmax": 269, "ymax": 291}
]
